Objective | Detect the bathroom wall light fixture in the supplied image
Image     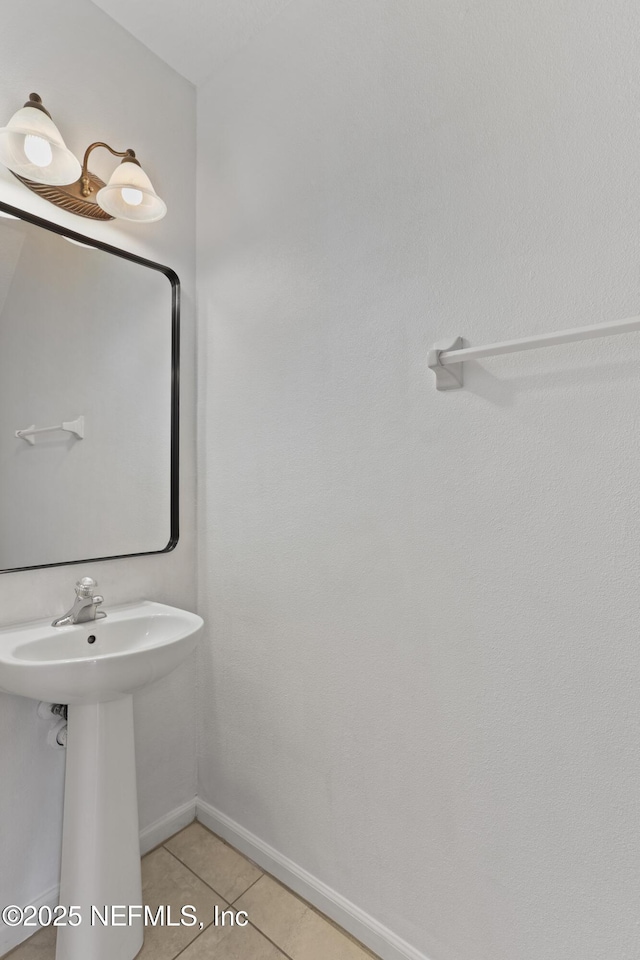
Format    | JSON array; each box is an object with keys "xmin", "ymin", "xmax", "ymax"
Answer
[{"xmin": 0, "ymin": 94, "xmax": 166, "ymax": 223}]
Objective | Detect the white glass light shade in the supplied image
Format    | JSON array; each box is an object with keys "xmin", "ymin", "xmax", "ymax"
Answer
[
  {"xmin": 96, "ymin": 160, "xmax": 166, "ymax": 223},
  {"xmin": 0, "ymin": 106, "xmax": 81, "ymax": 185}
]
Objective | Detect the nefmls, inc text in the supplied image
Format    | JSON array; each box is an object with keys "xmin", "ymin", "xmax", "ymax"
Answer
[{"xmin": 90, "ymin": 904, "xmax": 248, "ymax": 927}]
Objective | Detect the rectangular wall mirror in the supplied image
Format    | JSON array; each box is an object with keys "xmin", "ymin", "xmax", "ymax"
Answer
[{"xmin": 0, "ymin": 200, "xmax": 179, "ymax": 573}]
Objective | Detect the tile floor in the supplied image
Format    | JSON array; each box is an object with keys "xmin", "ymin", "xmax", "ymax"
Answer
[{"xmin": 4, "ymin": 821, "xmax": 380, "ymax": 960}]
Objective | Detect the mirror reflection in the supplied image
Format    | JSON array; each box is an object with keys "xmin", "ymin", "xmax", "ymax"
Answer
[{"xmin": 0, "ymin": 205, "xmax": 178, "ymax": 572}]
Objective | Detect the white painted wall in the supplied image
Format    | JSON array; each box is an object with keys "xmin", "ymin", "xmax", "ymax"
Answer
[
  {"xmin": 0, "ymin": 2, "xmax": 196, "ymax": 951},
  {"xmin": 197, "ymin": 2, "xmax": 640, "ymax": 958}
]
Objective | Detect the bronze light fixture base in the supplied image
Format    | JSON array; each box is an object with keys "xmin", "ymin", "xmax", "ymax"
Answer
[
  {"xmin": 11, "ymin": 140, "xmax": 141, "ymax": 221},
  {"xmin": 12, "ymin": 169, "xmax": 113, "ymax": 221}
]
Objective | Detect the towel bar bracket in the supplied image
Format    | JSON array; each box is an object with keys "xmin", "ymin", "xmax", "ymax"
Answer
[{"xmin": 427, "ymin": 337, "xmax": 464, "ymax": 391}]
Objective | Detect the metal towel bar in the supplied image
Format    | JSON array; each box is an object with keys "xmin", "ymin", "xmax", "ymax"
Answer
[
  {"xmin": 15, "ymin": 416, "xmax": 84, "ymax": 444},
  {"xmin": 428, "ymin": 315, "xmax": 640, "ymax": 390}
]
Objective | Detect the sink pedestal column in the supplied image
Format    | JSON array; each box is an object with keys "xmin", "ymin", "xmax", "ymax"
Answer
[{"xmin": 55, "ymin": 695, "xmax": 144, "ymax": 960}]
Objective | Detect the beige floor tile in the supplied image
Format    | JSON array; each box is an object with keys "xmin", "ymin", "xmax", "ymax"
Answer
[
  {"xmin": 164, "ymin": 822, "xmax": 262, "ymax": 902},
  {"xmin": 137, "ymin": 845, "xmax": 226, "ymax": 960},
  {"xmin": 178, "ymin": 918, "xmax": 288, "ymax": 960},
  {"xmin": 180, "ymin": 926, "xmax": 287, "ymax": 960},
  {"xmin": 2, "ymin": 926, "xmax": 56, "ymax": 960},
  {"xmin": 236, "ymin": 875, "xmax": 374, "ymax": 960}
]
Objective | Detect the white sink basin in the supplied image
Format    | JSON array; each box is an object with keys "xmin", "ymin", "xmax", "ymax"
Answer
[
  {"xmin": 0, "ymin": 598, "xmax": 203, "ymax": 960},
  {"xmin": 0, "ymin": 599, "xmax": 203, "ymax": 704}
]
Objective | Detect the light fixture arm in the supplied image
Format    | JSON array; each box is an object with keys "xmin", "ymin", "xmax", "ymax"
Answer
[{"xmin": 80, "ymin": 143, "xmax": 140, "ymax": 198}]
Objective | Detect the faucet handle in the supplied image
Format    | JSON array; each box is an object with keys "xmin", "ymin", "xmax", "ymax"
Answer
[{"xmin": 76, "ymin": 577, "xmax": 98, "ymax": 597}]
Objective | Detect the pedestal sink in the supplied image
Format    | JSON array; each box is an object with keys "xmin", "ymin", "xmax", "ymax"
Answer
[{"xmin": 0, "ymin": 599, "xmax": 203, "ymax": 960}]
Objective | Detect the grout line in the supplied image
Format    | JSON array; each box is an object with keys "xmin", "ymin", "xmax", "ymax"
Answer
[
  {"xmin": 158, "ymin": 842, "xmax": 296, "ymax": 960},
  {"xmin": 171, "ymin": 932, "xmax": 204, "ymax": 960},
  {"xmin": 161, "ymin": 845, "xmax": 229, "ymax": 903},
  {"xmin": 229, "ymin": 873, "xmax": 262, "ymax": 906},
  {"xmin": 245, "ymin": 920, "xmax": 296, "ymax": 960},
  {"xmin": 235, "ymin": 867, "xmax": 381, "ymax": 959},
  {"xmin": 161, "ymin": 827, "xmax": 380, "ymax": 960},
  {"xmin": 195, "ymin": 819, "xmax": 263, "ymax": 873},
  {"xmin": 168, "ymin": 918, "xmax": 295, "ymax": 960},
  {"xmin": 171, "ymin": 930, "xmax": 206, "ymax": 960},
  {"xmin": 165, "ymin": 816, "xmax": 380, "ymax": 960},
  {"xmin": 143, "ymin": 834, "xmax": 177, "ymax": 858}
]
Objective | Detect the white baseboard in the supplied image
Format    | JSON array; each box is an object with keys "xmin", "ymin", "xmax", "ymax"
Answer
[
  {"xmin": 196, "ymin": 798, "xmax": 430, "ymax": 960},
  {"xmin": 139, "ymin": 798, "xmax": 197, "ymax": 855},
  {"xmin": 0, "ymin": 883, "xmax": 58, "ymax": 957}
]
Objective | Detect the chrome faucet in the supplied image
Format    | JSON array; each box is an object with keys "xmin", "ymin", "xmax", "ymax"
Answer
[{"xmin": 52, "ymin": 577, "xmax": 107, "ymax": 627}]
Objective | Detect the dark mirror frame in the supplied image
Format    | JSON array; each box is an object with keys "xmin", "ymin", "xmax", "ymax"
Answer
[{"xmin": 0, "ymin": 199, "xmax": 179, "ymax": 574}]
